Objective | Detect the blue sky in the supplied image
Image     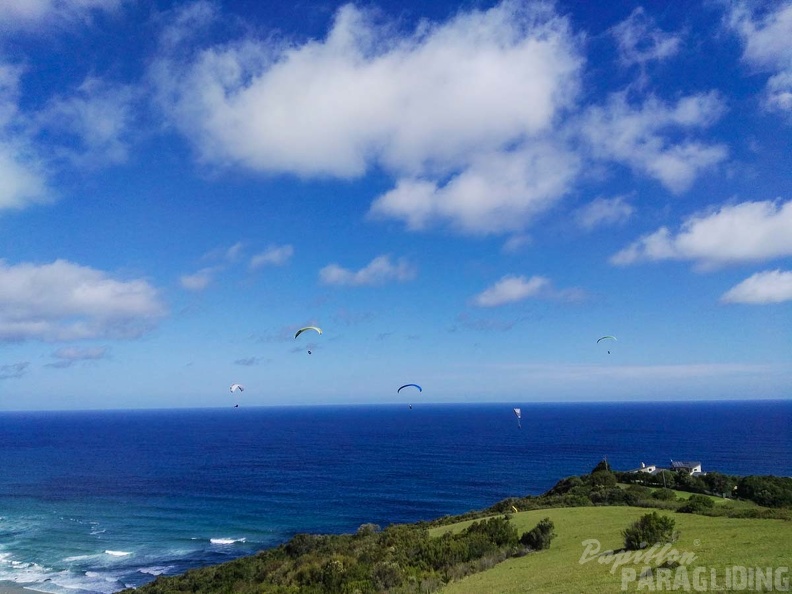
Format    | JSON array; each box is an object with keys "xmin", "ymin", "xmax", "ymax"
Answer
[{"xmin": 1, "ymin": 0, "xmax": 791, "ymax": 410}]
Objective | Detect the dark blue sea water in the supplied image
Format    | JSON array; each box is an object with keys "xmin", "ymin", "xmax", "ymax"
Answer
[{"xmin": 0, "ymin": 401, "xmax": 790, "ymax": 593}]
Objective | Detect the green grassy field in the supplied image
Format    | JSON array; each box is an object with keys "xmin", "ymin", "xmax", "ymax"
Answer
[{"xmin": 433, "ymin": 507, "xmax": 790, "ymax": 593}]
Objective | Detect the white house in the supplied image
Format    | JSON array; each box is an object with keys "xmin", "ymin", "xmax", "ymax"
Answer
[
  {"xmin": 627, "ymin": 462, "xmax": 658, "ymax": 474},
  {"xmin": 670, "ymin": 460, "xmax": 703, "ymax": 476}
]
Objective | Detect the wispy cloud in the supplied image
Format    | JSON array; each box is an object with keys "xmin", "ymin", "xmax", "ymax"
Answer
[
  {"xmin": 579, "ymin": 92, "xmax": 728, "ymax": 194},
  {"xmin": 47, "ymin": 346, "xmax": 108, "ymax": 368},
  {"xmin": 35, "ymin": 77, "xmax": 138, "ymax": 168},
  {"xmin": 453, "ymin": 312, "xmax": 520, "ymax": 332},
  {"xmin": 575, "ymin": 195, "xmax": 634, "ymax": 230},
  {"xmin": 611, "ymin": 7, "xmax": 682, "ymax": 68},
  {"xmin": 0, "ymin": 259, "xmax": 166, "ymax": 342},
  {"xmin": 612, "ymin": 199, "xmax": 792, "ymax": 268},
  {"xmin": 0, "ymin": 0, "xmax": 126, "ymax": 32},
  {"xmin": 473, "ymin": 275, "xmax": 549, "ymax": 307},
  {"xmin": 727, "ymin": 2, "xmax": 792, "ymax": 118},
  {"xmin": 182, "ymin": 242, "xmax": 262, "ymax": 290},
  {"xmin": 234, "ymin": 356, "xmax": 266, "ymax": 366},
  {"xmin": 472, "ymin": 274, "xmax": 584, "ymax": 307},
  {"xmin": 180, "ymin": 267, "xmax": 217, "ymax": 292},
  {"xmin": 0, "ymin": 361, "xmax": 29, "ymax": 379},
  {"xmin": 320, "ymin": 255, "xmax": 416, "ymax": 286},
  {"xmin": 250, "ymin": 244, "xmax": 293, "ymax": 269},
  {"xmin": 721, "ymin": 269, "xmax": 792, "ymax": 304}
]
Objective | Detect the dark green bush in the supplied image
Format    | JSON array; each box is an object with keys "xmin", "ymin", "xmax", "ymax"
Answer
[
  {"xmin": 623, "ymin": 512, "xmax": 677, "ymax": 551},
  {"xmin": 520, "ymin": 517, "xmax": 556, "ymax": 551},
  {"xmin": 652, "ymin": 488, "xmax": 677, "ymax": 501},
  {"xmin": 678, "ymin": 494, "xmax": 716, "ymax": 514}
]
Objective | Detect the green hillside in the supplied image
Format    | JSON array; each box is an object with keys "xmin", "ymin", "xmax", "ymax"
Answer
[
  {"xmin": 437, "ymin": 507, "xmax": 791, "ymax": 593},
  {"xmin": 123, "ymin": 470, "xmax": 792, "ymax": 594}
]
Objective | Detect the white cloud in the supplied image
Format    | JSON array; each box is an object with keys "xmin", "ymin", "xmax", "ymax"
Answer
[
  {"xmin": 610, "ymin": 7, "xmax": 681, "ymax": 68},
  {"xmin": 612, "ymin": 199, "xmax": 792, "ymax": 267},
  {"xmin": 0, "ymin": 142, "xmax": 51, "ymax": 210},
  {"xmin": 0, "ymin": 62, "xmax": 52, "ymax": 211},
  {"xmin": 369, "ymin": 142, "xmax": 581, "ymax": 234},
  {"xmin": 721, "ymin": 269, "xmax": 792, "ymax": 304},
  {"xmin": 319, "ymin": 255, "xmax": 415, "ymax": 286},
  {"xmin": 150, "ymin": 1, "xmax": 582, "ymax": 178},
  {"xmin": 250, "ymin": 244, "xmax": 293, "ymax": 269},
  {"xmin": 575, "ymin": 195, "xmax": 634, "ymax": 230},
  {"xmin": 727, "ymin": 2, "xmax": 792, "ymax": 118},
  {"xmin": 473, "ymin": 275, "xmax": 549, "ymax": 307},
  {"xmin": 180, "ymin": 267, "xmax": 216, "ymax": 291},
  {"xmin": 47, "ymin": 346, "xmax": 109, "ymax": 368},
  {"xmin": 0, "ymin": 259, "xmax": 166, "ymax": 342},
  {"xmin": 580, "ymin": 92, "xmax": 728, "ymax": 193}
]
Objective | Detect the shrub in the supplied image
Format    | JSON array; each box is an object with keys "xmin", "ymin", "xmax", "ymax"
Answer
[
  {"xmin": 652, "ymin": 488, "xmax": 677, "ymax": 501},
  {"xmin": 678, "ymin": 494, "xmax": 715, "ymax": 514},
  {"xmin": 356, "ymin": 523, "xmax": 380, "ymax": 537},
  {"xmin": 623, "ymin": 512, "xmax": 677, "ymax": 551},
  {"xmin": 464, "ymin": 517, "xmax": 519, "ymax": 548},
  {"xmin": 520, "ymin": 518, "xmax": 556, "ymax": 551},
  {"xmin": 590, "ymin": 487, "xmax": 629, "ymax": 505},
  {"xmin": 625, "ymin": 485, "xmax": 652, "ymax": 499}
]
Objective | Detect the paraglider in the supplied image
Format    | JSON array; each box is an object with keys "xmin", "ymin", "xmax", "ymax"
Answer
[
  {"xmin": 513, "ymin": 407, "xmax": 522, "ymax": 429},
  {"xmin": 597, "ymin": 335, "xmax": 616, "ymax": 354},
  {"xmin": 230, "ymin": 384, "xmax": 244, "ymax": 407},
  {"xmin": 295, "ymin": 326, "xmax": 322, "ymax": 354},
  {"xmin": 295, "ymin": 326, "xmax": 322, "ymax": 339},
  {"xmin": 398, "ymin": 384, "xmax": 421, "ymax": 409}
]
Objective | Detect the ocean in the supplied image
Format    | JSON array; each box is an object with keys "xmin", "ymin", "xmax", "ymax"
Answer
[{"xmin": 0, "ymin": 401, "xmax": 790, "ymax": 594}]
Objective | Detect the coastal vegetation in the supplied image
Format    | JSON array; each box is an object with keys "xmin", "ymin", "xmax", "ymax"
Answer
[{"xmin": 123, "ymin": 465, "xmax": 791, "ymax": 594}]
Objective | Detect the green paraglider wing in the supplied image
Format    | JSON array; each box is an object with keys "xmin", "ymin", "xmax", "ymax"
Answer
[
  {"xmin": 397, "ymin": 383, "xmax": 422, "ymax": 393},
  {"xmin": 597, "ymin": 335, "xmax": 617, "ymax": 343},
  {"xmin": 295, "ymin": 326, "xmax": 323, "ymax": 339}
]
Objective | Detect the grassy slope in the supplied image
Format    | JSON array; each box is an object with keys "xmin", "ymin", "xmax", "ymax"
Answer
[{"xmin": 434, "ymin": 507, "xmax": 790, "ymax": 594}]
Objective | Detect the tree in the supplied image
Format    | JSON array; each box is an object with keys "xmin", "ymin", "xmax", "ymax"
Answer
[
  {"xmin": 736, "ymin": 476, "xmax": 792, "ymax": 507},
  {"xmin": 702, "ymin": 472, "xmax": 737, "ymax": 497},
  {"xmin": 623, "ymin": 512, "xmax": 677, "ymax": 551},
  {"xmin": 589, "ymin": 470, "xmax": 617, "ymax": 489}
]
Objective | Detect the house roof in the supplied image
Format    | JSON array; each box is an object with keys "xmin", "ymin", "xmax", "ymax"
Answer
[{"xmin": 671, "ymin": 461, "xmax": 701, "ymax": 469}]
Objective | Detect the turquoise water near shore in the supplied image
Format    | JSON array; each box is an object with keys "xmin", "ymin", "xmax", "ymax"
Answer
[{"xmin": 0, "ymin": 401, "xmax": 790, "ymax": 593}]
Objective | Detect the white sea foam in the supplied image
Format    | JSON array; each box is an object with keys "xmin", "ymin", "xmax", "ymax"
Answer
[
  {"xmin": 139, "ymin": 565, "xmax": 174, "ymax": 576},
  {"xmin": 62, "ymin": 554, "xmax": 96, "ymax": 562},
  {"xmin": 209, "ymin": 537, "xmax": 246, "ymax": 545},
  {"xmin": 103, "ymin": 550, "xmax": 132, "ymax": 557}
]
